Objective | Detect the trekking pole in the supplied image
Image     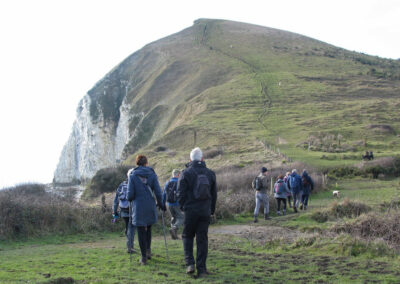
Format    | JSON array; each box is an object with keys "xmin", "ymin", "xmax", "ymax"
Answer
[
  {"xmin": 129, "ymin": 201, "xmax": 133, "ymax": 264},
  {"xmin": 160, "ymin": 210, "xmax": 169, "ymax": 261}
]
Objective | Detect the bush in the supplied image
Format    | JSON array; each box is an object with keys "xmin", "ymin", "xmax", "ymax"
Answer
[
  {"xmin": 311, "ymin": 210, "xmax": 330, "ymax": 223},
  {"xmin": 311, "ymin": 199, "xmax": 370, "ymax": 223},
  {"xmin": 330, "ymin": 199, "xmax": 371, "ymax": 218},
  {"xmin": 0, "ymin": 184, "xmax": 120, "ymax": 240},
  {"xmin": 333, "ymin": 212, "xmax": 400, "ymax": 250},
  {"xmin": 84, "ymin": 165, "xmax": 134, "ymax": 198}
]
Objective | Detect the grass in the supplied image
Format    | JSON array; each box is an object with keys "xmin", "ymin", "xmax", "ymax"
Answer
[{"xmin": 2, "ymin": 177, "xmax": 400, "ymax": 283}]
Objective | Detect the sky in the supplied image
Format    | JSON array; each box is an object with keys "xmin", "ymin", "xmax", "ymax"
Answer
[{"xmin": 0, "ymin": 0, "xmax": 399, "ymax": 188}]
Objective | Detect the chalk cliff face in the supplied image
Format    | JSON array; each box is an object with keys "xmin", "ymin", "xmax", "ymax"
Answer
[{"xmin": 53, "ymin": 96, "xmax": 133, "ymax": 183}]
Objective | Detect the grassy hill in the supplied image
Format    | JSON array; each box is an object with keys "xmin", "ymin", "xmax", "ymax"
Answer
[{"xmin": 83, "ymin": 18, "xmax": 400, "ymax": 180}]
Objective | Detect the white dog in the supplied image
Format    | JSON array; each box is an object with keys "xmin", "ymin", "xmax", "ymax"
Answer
[{"xmin": 332, "ymin": 190, "xmax": 340, "ymax": 198}]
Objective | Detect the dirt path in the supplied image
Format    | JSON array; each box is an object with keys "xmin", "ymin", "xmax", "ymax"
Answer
[{"xmin": 210, "ymin": 224, "xmax": 311, "ymax": 243}]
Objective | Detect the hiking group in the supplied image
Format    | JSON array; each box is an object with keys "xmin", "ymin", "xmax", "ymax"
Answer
[
  {"xmin": 113, "ymin": 147, "xmax": 217, "ymax": 278},
  {"xmin": 252, "ymin": 167, "xmax": 314, "ymax": 222},
  {"xmin": 112, "ymin": 146, "xmax": 313, "ymax": 277}
]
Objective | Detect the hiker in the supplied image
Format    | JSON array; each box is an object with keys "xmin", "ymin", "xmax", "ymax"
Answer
[
  {"xmin": 176, "ymin": 147, "xmax": 217, "ymax": 278},
  {"xmin": 300, "ymin": 170, "xmax": 314, "ymax": 210},
  {"xmin": 369, "ymin": 151, "xmax": 374, "ymax": 160},
  {"xmin": 289, "ymin": 169, "xmax": 303, "ymax": 213},
  {"xmin": 113, "ymin": 172, "xmax": 136, "ymax": 253},
  {"xmin": 273, "ymin": 175, "xmax": 290, "ymax": 216},
  {"xmin": 162, "ymin": 169, "xmax": 184, "ymax": 240},
  {"xmin": 252, "ymin": 167, "xmax": 271, "ymax": 222},
  {"xmin": 283, "ymin": 171, "xmax": 292, "ymax": 208},
  {"xmin": 127, "ymin": 155, "xmax": 165, "ymax": 265}
]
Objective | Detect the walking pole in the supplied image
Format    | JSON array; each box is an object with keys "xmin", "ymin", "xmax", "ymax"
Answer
[
  {"xmin": 160, "ymin": 210, "xmax": 169, "ymax": 261},
  {"xmin": 129, "ymin": 201, "xmax": 133, "ymax": 264}
]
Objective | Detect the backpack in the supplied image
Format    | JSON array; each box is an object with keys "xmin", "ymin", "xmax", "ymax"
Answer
[
  {"xmin": 275, "ymin": 182, "xmax": 283, "ymax": 194},
  {"xmin": 193, "ymin": 172, "xmax": 211, "ymax": 200},
  {"xmin": 118, "ymin": 183, "xmax": 129, "ymax": 209},
  {"xmin": 290, "ymin": 175, "xmax": 302, "ymax": 189},
  {"xmin": 302, "ymin": 175, "xmax": 310, "ymax": 186},
  {"xmin": 165, "ymin": 180, "xmax": 178, "ymax": 203},
  {"xmin": 252, "ymin": 176, "xmax": 261, "ymax": 191}
]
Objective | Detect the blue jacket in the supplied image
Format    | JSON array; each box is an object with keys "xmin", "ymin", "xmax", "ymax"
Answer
[
  {"xmin": 273, "ymin": 179, "xmax": 290, "ymax": 199},
  {"xmin": 289, "ymin": 172, "xmax": 303, "ymax": 194},
  {"xmin": 113, "ymin": 180, "xmax": 130, "ymax": 218},
  {"xmin": 301, "ymin": 171, "xmax": 314, "ymax": 195},
  {"xmin": 162, "ymin": 177, "xmax": 180, "ymax": 207},
  {"xmin": 127, "ymin": 166, "xmax": 163, "ymax": 227}
]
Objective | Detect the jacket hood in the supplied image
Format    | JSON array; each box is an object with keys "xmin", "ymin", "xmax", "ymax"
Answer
[
  {"xmin": 302, "ymin": 171, "xmax": 309, "ymax": 177},
  {"xmin": 290, "ymin": 172, "xmax": 298, "ymax": 177},
  {"xmin": 186, "ymin": 160, "xmax": 206, "ymax": 168},
  {"xmin": 132, "ymin": 166, "xmax": 155, "ymax": 178},
  {"xmin": 277, "ymin": 179, "xmax": 284, "ymax": 183}
]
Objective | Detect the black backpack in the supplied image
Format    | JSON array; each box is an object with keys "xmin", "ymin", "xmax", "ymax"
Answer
[
  {"xmin": 165, "ymin": 180, "xmax": 178, "ymax": 203},
  {"xmin": 193, "ymin": 172, "xmax": 211, "ymax": 200},
  {"xmin": 252, "ymin": 176, "xmax": 261, "ymax": 191}
]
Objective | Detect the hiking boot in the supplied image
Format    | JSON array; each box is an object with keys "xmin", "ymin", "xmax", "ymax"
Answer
[
  {"xmin": 294, "ymin": 207, "xmax": 298, "ymax": 213},
  {"xmin": 197, "ymin": 270, "xmax": 210, "ymax": 278},
  {"xmin": 139, "ymin": 257, "xmax": 147, "ymax": 265},
  {"xmin": 283, "ymin": 210, "xmax": 286, "ymax": 216},
  {"xmin": 264, "ymin": 214, "xmax": 271, "ymax": 220},
  {"xmin": 127, "ymin": 248, "xmax": 136, "ymax": 254},
  {"xmin": 300, "ymin": 204, "xmax": 303, "ymax": 210},
  {"xmin": 170, "ymin": 228, "xmax": 178, "ymax": 240},
  {"xmin": 253, "ymin": 216, "xmax": 258, "ymax": 223},
  {"xmin": 186, "ymin": 265, "xmax": 195, "ymax": 274},
  {"xmin": 277, "ymin": 211, "xmax": 281, "ymax": 216},
  {"xmin": 304, "ymin": 206, "xmax": 307, "ymax": 210},
  {"xmin": 146, "ymin": 249, "xmax": 152, "ymax": 260}
]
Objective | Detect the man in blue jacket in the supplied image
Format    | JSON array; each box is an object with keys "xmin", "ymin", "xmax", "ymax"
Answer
[
  {"xmin": 289, "ymin": 169, "xmax": 303, "ymax": 213},
  {"xmin": 177, "ymin": 147, "xmax": 217, "ymax": 278},
  {"xmin": 162, "ymin": 169, "xmax": 184, "ymax": 240}
]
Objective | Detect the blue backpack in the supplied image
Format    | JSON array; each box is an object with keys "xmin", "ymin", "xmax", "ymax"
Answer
[
  {"xmin": 290, "ymin": 175, "xmax": 302, "ymax": 191},
  {"xmin": 117, "ymin": 182, "xmax": 129, "ymax": 209}
]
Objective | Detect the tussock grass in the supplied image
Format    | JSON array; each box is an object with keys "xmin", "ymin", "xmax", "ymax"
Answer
[{"xmin": 0, "ymin": 184, "xmax": 120, "ymax": 240}]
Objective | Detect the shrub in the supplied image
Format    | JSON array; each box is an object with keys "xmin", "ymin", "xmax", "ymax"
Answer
[
  {"xmin": 203, "ymin": 147, "xmax": 224, "ymax": 159},
  {"xmin": 0, "ymin": 184, "xmax": 120, "ymax": 240},
  {"xmin": 311, "ymin": 199, "xmax": 370, "ymax": 223},
  {"xmin": 330, "ymin": 198, "xmax": 371, "ymax": 218},
  {"xmin": 84, "ymin": 165, "xmax": 134, "ymax": 198},
  {"xmin": 311, "ymin": 210, "xmax": 330, "ymax": 223},
  {"xmin": 333, "ymin": 212, "xmax": 400, "ymax": 250}
]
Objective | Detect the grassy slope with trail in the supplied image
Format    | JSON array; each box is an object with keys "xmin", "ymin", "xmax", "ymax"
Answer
[{"xmin": 2, "ymin": 177, "xmax": 400, "ymax": 283}]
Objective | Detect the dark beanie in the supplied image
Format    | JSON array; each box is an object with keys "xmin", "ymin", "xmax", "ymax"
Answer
[{"xmin": 261, "ymin": 167, "xmax": 268, "ymax": 173}]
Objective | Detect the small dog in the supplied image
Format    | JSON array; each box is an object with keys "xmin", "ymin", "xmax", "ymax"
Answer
[{"xmin": 332, "ymin": 190, "xmax": 340, "ymax": 198}]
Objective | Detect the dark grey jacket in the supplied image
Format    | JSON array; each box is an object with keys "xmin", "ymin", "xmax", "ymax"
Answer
[{"xmin": 177, "ymin": 161, "xmax": 217, "ymax": 216}]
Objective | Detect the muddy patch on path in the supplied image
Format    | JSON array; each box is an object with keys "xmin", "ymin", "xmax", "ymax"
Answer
[{"xmin": 210, "ymin": 225, "xmax": 311, "ymax": 243}]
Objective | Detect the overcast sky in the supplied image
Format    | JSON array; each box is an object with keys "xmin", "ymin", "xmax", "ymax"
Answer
[{"xmin": 0, "ymin": 0, "xmax": 399, "ymax": 188}]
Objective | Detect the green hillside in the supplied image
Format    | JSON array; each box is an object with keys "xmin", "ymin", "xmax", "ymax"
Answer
[{"xmin": 86, "ymin": 19, "xmax": 400, "ymax": 179}]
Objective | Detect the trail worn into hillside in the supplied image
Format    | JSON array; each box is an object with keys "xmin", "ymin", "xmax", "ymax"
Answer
[{"xmin": 199, "ymin": 23, "xmax": 272, "ymax": 131}]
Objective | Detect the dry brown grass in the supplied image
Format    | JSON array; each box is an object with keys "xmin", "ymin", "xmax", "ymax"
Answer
[
  {"xmin": 0, "ymin": 184, "xmax": 118, "ymax": 240},
  {"xmin": 333, "ymin": 212, "xmax": 400, "ymax": 250}
]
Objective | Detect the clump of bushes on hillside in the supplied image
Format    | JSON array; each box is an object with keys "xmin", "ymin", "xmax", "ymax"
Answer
[
  {"xmin": 83, "ymin": 165, "xmax": 134, "ymax": 198},
  {"xmin": 311, "ymin": 199, "xmax": 371, "ymax": 223},
  {"xmin": 0, "ymin": 184, "xmax": 119, "ymax": 240},
  {"xmin": 333, "ymin": 212, "xmax": 400, "ymax": 250},
  {"xmin": 327, "ymin": 156, "xmax": 400, "ymax": 179}
]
